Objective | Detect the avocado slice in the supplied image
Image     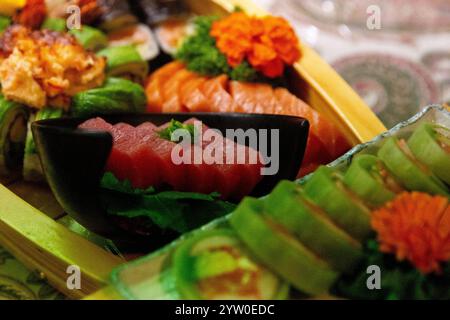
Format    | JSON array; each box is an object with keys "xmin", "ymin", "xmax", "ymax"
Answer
[
  {"xmin": 264, "ymin": 180, "xmax": 363, "ymax": 273},
  {"xmin": 408, "ymin": 123, "xmax": 450, "ymax": 186},
  {"xmin": 303, "ymin": 166, "xmax": 372, "ymax": 241},
  {"xmin": 378, "ymin": 137, "xmax": 449, "ymax": 197},
  {"xmin": 230, "ymin": 198, "xmax": 338, "ymax": 296}
]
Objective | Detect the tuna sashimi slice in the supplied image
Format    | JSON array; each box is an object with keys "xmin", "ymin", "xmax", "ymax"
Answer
[
  {"xmin": 78, "ymin": 117, "xmax": 113, "ymax": 131},
  {"xmin": 181, "ymin": 119, "xmax": 217, "ymax": 193}
]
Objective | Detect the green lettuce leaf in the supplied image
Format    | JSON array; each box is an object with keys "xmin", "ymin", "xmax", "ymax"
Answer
[{"xmin": 100, "ymin": 172, "xmax": 235, "ymax": 234}]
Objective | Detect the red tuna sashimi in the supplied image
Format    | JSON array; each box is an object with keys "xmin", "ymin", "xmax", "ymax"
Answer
[
  {"xmin": 128, "ymin": 122, "xmax": 163, "ymax": 188},
  {"xmin": 78, "ymin": 117, "xmax": 113, "ymax": 131},
  {"xmin": 181, "ymin": 118, "xmax": 216, "ymax": 194},
  {"xmin": 108, "ymin": 123, "xmax": 142, "ymax": 186},
  {"xmin": 143, "ymin": 123, "xmax": 186, "ymax": 190}
]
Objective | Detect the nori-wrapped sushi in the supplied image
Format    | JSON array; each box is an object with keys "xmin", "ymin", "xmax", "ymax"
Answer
[
  {"xmin": 97, "ymin": 45, "xmax": 149, "ymax": 84},
  {"xmin": 107, "ymin": 24, "xmax": 159, "ymax": 61},
  {"xmin": 23, "ymin": 108, "xmax": 63, "ymax": 182},
  {"xmin": 133, "ymin": 0, "xmax": 188, "ymax": 26},
  {"xmin": 0, "ymin": 94, "xmax": 29, "ymax": 176},
  {"xmin": 97, "ymin": 0, "xmax": 138, "ymax": 31}
]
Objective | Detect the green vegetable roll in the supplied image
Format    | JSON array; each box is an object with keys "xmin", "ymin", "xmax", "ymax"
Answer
[
  {"xmin": 70, "ymin": 25, "xmax": 108, "ymax": 51},
  {"xmin": 230, "ymin": 198, "xmax": 338, "ymax": 296},
  {"xmin": 378, "ymin": 137, "xmax": 449, "ymax": 197},
  {"xmin": 71, "ymin": 77, "xmax": 147, "ymax": 117},
  {"xmin": 408, "ymin": 123, "xmax": 450, "ymax": 185},
  {"xmin": 173, "ymin": 228, "xmax": 289, "ymax": 300},
  {"xmin": 303, "ymin": 166, "xmax": 372, "ymax": 241},
  {"xmin": 41, "ymin": 17, "xmax": 66, "ymax": 32},
  {"xmin": 0, "ymin": 94, "xmax": 29, "ymax": 176},
  {"xmin": 343, "ymin": 154, "xmax": 402, "ymax": 208},
  {"xmin": 98, "ymin": 45, "xmax": 149, "ymax": 84},
  {"xmin": 23, "ymin": 108, "xmax": 63, "ymax": 182},
  {"xmin": 265, "ymin": 181, "xmax": 362, "ymax": 273}
]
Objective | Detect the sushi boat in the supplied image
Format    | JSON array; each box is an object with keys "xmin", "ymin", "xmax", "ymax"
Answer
[
  {"xmin": 0, "ymin": 0, "xmax": 385, "ymax": 299},
  {"xmin": 88, "ymin": 105, "xmax": 450, "ymax": 300}
]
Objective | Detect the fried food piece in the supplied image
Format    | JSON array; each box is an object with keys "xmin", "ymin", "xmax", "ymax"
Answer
[{"xmin": 0, "ymin": 25, "xmax": 106, "ymax": 109}]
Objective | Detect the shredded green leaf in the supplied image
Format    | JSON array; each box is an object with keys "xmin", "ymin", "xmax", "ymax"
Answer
[
  {"xmin": 158, "ymin": 119, "xmax": 197, "ymax": 143},
  {"xmin": 100, "ymin": 172, "xmax": 235, "ymax": 234},
  {"xmin": 332, "ymin": 239, "xmax": 450, "ymax": 300}
]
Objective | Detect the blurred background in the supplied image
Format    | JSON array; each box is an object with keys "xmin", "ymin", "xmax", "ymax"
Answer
[{"xmin": 256, "ymin": 0, "xmax": 450, "ymax": 128}]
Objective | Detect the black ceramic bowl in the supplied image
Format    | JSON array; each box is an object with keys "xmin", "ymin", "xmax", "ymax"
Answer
[{"xmin": 32, "ymin": 113, "xmax": 309, "ymax": 249}]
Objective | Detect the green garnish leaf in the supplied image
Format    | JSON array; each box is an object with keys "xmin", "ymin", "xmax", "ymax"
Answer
[
  {"xmin": 332, "ymin": 239, "xmax": 450, "ymax": 300},
  {"xmin": 158, "ymin": 119, "xmax": 197, "ymax": 143},
  {"xmin": 100, "ymin": 172, "xmax": 235, "ymax": 233}
]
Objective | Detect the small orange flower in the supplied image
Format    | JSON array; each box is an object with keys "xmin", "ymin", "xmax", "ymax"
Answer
[
  {"xmin": 372, "ymin": 192, "xmax": 450, "ymax": 274},
  {"xmin": 210, "ymin": 12, "xmax": 301, "ymax": 78}
]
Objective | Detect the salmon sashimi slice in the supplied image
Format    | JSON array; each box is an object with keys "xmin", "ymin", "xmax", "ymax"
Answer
[
  {"xmin": 180, "ymin": 76, "xmax": 209, "ymax": 112},
  {"xmin": 201, "ymin": 75, "xmax": 237, "ymax": 113},
  {"xmin": 161, "ymin": 69, "xmax": 197, "ymax": 113},
  {"xmin": 274, "ymin": 87, "xmax": 350, "ymax": 163},
  {"xmin": 230, "ymin": 81, "xmax": 278, "ymax": 114},
  {"xmin": 146, "ymin": 61, "xmax": 184, "ymax": 113}
]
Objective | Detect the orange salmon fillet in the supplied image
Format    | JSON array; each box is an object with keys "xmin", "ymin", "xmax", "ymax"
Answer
[
  {"xmin": 201, "ymin": 75, "xmax": 237, "ymax": 113},
  {"xmin": 161, "ymin": 68, "xmax": 197, "ymax": 112},
  {"xmin": 180, "ymin": 76, "xmax": 209, "ymax": 112},
  {"xmin": 230, "ymin": 81, "xmax": 278, "ymax": 114},
  {"xmin": 146, "ymin": 61, "xmax": 184, "ymax": 112}
]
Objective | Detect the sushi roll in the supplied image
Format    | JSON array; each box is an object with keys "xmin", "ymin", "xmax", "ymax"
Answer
[
  {"xmin": 0, "ymin": 94, "xmax": 29, "ymax": 176},
  {"xmin": 41, "ymin": 17, "xmax": 66, "ymax": 32},
  {"xmin": 407, "ymin": 123, "xmax": 450, "ymax": 185},
  {"xmin": 133, "ymin": 0, "xmax": 188, "ymax": 26},
  {"xmin": 230, "ymin": 198, "xmax": 338, "ymax": 295},
  {"xmin": 71, "ymin": 77, "xmax": 147, "ymax": 117},
  {"xmin": 97, "ymin": 45, "xmax": 149, "ymax": 84},
  {"xmin": 173, "ymin": 228, "xmax": 289, "ymax": 300},
  {"xmin": 107, "ymin": 24, "xmax": 159, "ymax": 61},
  {"xmin": 154, "ymin": 17, "xmax": 194, "ymax": 55},
  {"xmin": 97, "ymin": 0, "xmax": 138, "ymax": 32},
  {"xmin": 69, "ymin": 25, "xmax": 108, "ymax": 51},
  {"xmin": 23, "ymin": 108, "xmax": 63, "ymax": 182}
]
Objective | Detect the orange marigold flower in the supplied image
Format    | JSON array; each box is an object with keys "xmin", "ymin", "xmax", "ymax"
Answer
[
  {"xmin": 372, "ymin": 192, "xmax": 450, "ymax": 274},
  {"xmin": 210, "ymin": 12, "xmax": 301, "ymax": 78}
]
